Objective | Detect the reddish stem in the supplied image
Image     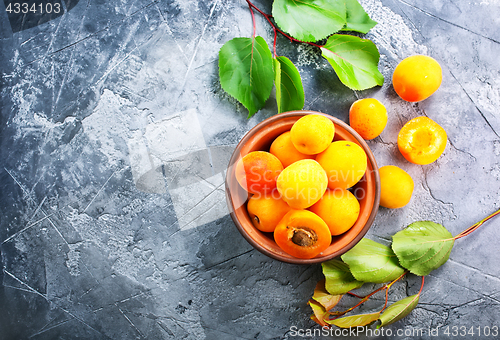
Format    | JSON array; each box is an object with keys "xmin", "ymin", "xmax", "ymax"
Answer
[
  {"xmin": 347, "ymin": 292, "xmax": 364, "ymax": 299},
  {"xmin": 454, "ymin": 208, "xmax": 500, "ymax": 240},
  {"xmin": 379, "ymin": 271, "xmax": 408, "ymax": 313},
  {"xmin": 247, "ymin": 1, "xmax": 256, "ymax": 38},
  {"xmin": 245, "ymin": 0, "xmax": 324, "ymax": 52},
  {"xmin": 331, "ymin": 272, "xmax": 408, "ymax": 319},
  {"xmin": 418, "ymin": 276, "xmax": 425, "ymax": 295}
]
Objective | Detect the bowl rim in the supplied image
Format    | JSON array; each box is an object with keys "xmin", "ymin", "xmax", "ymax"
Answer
[{"xmin": 225, "ymin": 110, "xmax": 380, "ymax": 264}]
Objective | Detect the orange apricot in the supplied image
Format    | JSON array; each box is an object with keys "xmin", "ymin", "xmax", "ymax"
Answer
[
  {"xmin": 309, "ymin": 188, "xmax": 360, "ymax": 236},
  {"xmin": 392, "ymin": 55, "xmax": 442, "ymax": 102},
  {"xmin": 276, "ymin": 159, "xmax": 328, "ymax": 209},
  {"xmin": 397, "ymin": 116, "xmax": 447, "ymax": 165},
  {"xmin": 316, "ymin": 141, "xmax": 367, "ymax": 189},
  {"xmin": 379, "ymin": 165, "xmax": 414, "ymax": 209},
  {"xmin": 246, "ymin": 192, "xmax": 292, "ymax": 233},
  {"xmin": 274, "ymin": 210, "xmax": 331, "ymax": 259},
  {"xmin": 270, "ymin": 131, "xmax": 315, "ymax": 168},
  {"xmin": 349, "ymin": 98, "xmax": 388, "ymax": 140},
  {"xmin": 235, "ymin": 151, "xmax": 284, "ymax": 195},
  {"xmin": 290, "ymin": 114, "xmax": 335, "ymax": 155}
]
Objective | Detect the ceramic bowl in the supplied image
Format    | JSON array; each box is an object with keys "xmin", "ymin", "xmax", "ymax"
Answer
[{"xmin": 225, "ymin": 110, "xmax": 380, "ymax": 264}]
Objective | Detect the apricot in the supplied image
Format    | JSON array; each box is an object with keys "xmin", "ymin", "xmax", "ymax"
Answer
[
  {"xmin": 290, "ymin": 114, "xmax": 335, "ymax": 155},
  {"xmin": 316, "ymin": 141, "xmax": 367, "ymax": 189},
  {"xmin": 349, "ymin": 98, "xmax": 388, "ymax": 140},
  {"xmin": 270, "ymin": 131, "xmax": 315, "ymax": 168},
  {"xmin": 379, "ymin": 165, "xmax": 414, "ymax": 209},
  {"xmin": 392, "ymin": 55, "xmax": 442, "ymax": 102},
  {"xmin": 274, "ymin": 209, "xmax": 331, "ymax": 259},
  {"xmin": 235, "ymin": 151, "xmax": 283, "ymax": 195},
  {"xmin": 397, "ymin": 116, "xmax": 447, "ymax": 165},
  {"xmin": 276, "ymin": 159, "xmax": 328, "ymax": 209},
  {"xmin": 246, "ymin": 192, "xmax": 292, "ymax": 233},
  {"xmin": 309, "ymin": 189, "xmax": 360, "ymax": 236}
]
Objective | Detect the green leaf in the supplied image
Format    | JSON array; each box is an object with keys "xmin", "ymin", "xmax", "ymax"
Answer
[
  {"xmin": 327, "ymin": 312, "xmax": 380, "ymax": 328},
  {"xmin": 392, "ymin": 221, "xmax": 455, "ymax": 276},
  {"xmin": 322, "ymin": 259, "xmax": 364, "ymax": 294},
  {"xmin": 342, "ymin": 0, "xmax": 377, "ymax": 33},
  {"xmin": 218, "ymin": 36, "xmax": 274, "ymax": 118},
  {"xmin": 321, "ymin": 34, "xmax": 384, "ymax": 90},
  {"xmin": 273, "ymin": 56, "xmax": 305, "ymax": 113},
  {"xmin": 311, "ymin": 279, "xmax": 343, "ymax": 311},
  {"xmin": 272, "ymin": 0, "xmax": 346, "ymax": 42},
  {"xmin": 341, "ymin": 238, "xmax": 406, "ymax": 283},
  {"xmin": 378, "ymin": 294, "xmax": 420, "ymax": 328}
]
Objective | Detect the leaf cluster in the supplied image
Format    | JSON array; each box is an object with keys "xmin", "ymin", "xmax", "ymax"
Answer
[
  {"xmin": 218, "ymin": 0, "xmax": 384, "ymax": 118},
  {"xmin": 309, "ymin": 221, "xmax": 455, "ymax": 328}
]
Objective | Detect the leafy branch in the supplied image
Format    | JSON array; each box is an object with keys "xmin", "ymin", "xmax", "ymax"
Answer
[
  {"xmin": 309, "ymin": 208, "xmax": 500, "ymax": 329},
  {"xmin": 218, "ymin": 0, "xmax": 383, "ymax": 118}
]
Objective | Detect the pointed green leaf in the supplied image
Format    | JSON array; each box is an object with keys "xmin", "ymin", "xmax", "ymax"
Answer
[
  {"xmin": 341, "ymin": 238, "xmax": 406, "ymax": 283},
  {"xmin": 379, "ymin": 294, "xmax": 420, "ymax": 328},
  {"xmin": 274, "ymin": 56, "xmax": 305, "ymax": 113},
  {"xmin": 272, "ymin": 0, "xmax": 346, "ymax": 42},
  {"xmin": 312, "ymin": 279, "xmax": 343, "ymax": 311},
  {"xmin": 219, "ymin": 36, "xmax": 274, "ymax": 118},
  {"xmin": 392, "ymin": 221, "xmax": 455, "ymax": 276},
  {"xmin": 321, "ymin": 34, "xmax": 384, "ymax": 90},
  {"xmin": 342, "ymin": 0, "xmax": 377, "ymax": 33},
  {"xmin": 322, "ymin": 259, "xmax": 364, "ymax": 295},
  {"xmin": 327, "ymin": 312, "xmax": 380, "ymax": 328}
]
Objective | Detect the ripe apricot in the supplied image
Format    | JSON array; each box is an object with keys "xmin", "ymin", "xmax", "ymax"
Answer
[
  {"xmin": 274, "ymin": 210, "xmax": 331, "ymax": 259},
  {"xmin": 276, "ymin": 159, "xmax": 328, "ymax": 209},
  {"xmin": 316, "ymin": 141, "xmax": 367, "ymax": 189},
  {"xmin": 379, "ymin": 165, "xmax": 414, "ymax": 209},
  {"xmin": 397, "ymin": 116, "xmax": 447, "ymax": 165},
  {"xmin": 309, "ymin": 189, "xmax": 360, "ymax": 236},
  {"xmin": 290, "ymin": 114, "xmax": 335, "ymax": 155},
  {"xmin": 392, "ymin": 55, "xmax": 442, "ymax": 102},
  {"xmin": 270, "ymin": 131, "xmax": 315, "ymax": 168},
  {"xmin": 235, "ymin": 151, "xmax": 283, "ymax": 195},
  {"xmin": 349, "ymin": 98, "xmax": 388, "ymax": 140},
  {"xmin": 246, "ymin": 192, "xmax": 292, "ymax": 233}
]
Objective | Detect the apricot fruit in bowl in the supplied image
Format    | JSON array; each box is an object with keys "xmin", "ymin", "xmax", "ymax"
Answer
[
  {"xmin": 246, "ymin": 193, "xmax": 291, "ymax": 233},
  {"xmin": 274, "ymin": 210, "xmax": 331, "ymax": 259},
  {"xmin": 316, "ymin": 141, "xmax": 368, "ymax": 189},
  {"xmin": 309, "ymin": 188, "xmax": 360, "ymax": 236},
  {"xmin": 234, "ymin": 151, "xmax": 283, "ymax": 195},
  {"xmin": 276, "ymin": 159, "xmax": 328, "ymax": 209},
  {"xmin": 270, "ymin": 131, "xmax": 315, "ymax": 168},
  {"xmin": 397, "ymin": 116, "xmax": 447, "ymax": 165},
  {"xmin": 290, "ymin": 114, "xmax": 335, "ymax": 155},
  {"xmin": 392, "ymin": 55, "xmax": 442, "ymax": 102}
]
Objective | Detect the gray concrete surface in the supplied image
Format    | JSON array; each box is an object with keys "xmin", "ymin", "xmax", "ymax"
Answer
[{"xmin": 1, "ymin": 0, "xmax": 499, "ymax": 339}]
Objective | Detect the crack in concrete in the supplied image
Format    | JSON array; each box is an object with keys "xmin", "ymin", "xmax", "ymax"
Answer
[
  {"xmin": 421, "ymin": 167, "xmax": 456, "ymax": 213},
  {"xmin": 448, "ymin": 70, "xmax": 500, "ymax": 140},
  {"xmin": 203, "ymin": 248, "xmax": 255, "ymax": 271},
  {"xmin": 22, "ymin": 0, "xmax": 159, "ymax": 67},
  {"xmin": 395, "ymin": 0, "xmax": 500, "ymax": 44},
  {"xmin": 428, "ymin": 273, "xmax": 500, "ymax": 305}
]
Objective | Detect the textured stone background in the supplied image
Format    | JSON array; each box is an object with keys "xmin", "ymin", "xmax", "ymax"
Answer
[{"xmin": 1, "ymin": 0, "xmax": 499, "ymax": 339}]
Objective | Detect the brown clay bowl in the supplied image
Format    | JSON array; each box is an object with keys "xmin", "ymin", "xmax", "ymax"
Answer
[{"xmin": 225, "ymin": 110, "xmax": 380, "ymax": 264}]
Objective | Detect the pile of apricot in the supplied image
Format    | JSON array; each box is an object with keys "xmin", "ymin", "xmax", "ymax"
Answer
[
  {"xmin": 348, "ymin": 54, "xmax": 447, "ymax": 210},
  {"xmin": 235, "ymin": 114, "xmax": 367, "ymax": 259}
]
